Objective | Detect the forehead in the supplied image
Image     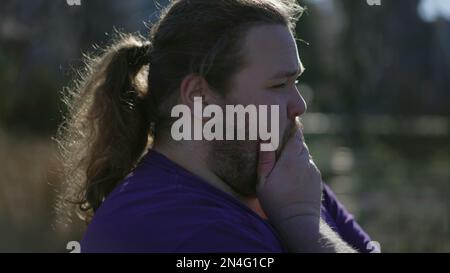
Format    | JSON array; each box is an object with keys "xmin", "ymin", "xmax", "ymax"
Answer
[{"xmin": 239, "ymin": 24, "xmax": 301, "ymax": 77}]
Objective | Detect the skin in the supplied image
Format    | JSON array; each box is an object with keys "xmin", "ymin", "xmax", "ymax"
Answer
[
  {"xmin": 154, "ymin": 24, "xmax": 305, "ymax": 201},
  {"xmin": 153, "ymin": 24, "xmax": 356, "ymax": 252}
]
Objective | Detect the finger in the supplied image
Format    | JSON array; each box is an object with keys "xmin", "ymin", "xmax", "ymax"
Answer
[
  {"xmin": 257, "ymin": 142, "xmax": 276, "ymax": 190},
  {"xmin": 277, "ymin": 127, "xmax": 306, "ymax": 165},
  {"xmin": 258, "ymin": 149, "xmax": 276, "ymax": 178}
]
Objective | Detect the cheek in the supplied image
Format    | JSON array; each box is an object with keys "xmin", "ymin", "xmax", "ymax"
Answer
[
  {"xmin": 229, "ymin": 86, "xmax": 265, "ymax": 106},
  {"xmin": 258, "ymin": 95, "xmax": 289, "ymax": 146},
  {"xmin": 226, "ymin": 74, "xmax": 267, "ymax": 105},
  {"xmin": 224, "ymin": 74, "xmax": 255, "ymax": 101},
  {"xmin": 224, "ymin": 83, "xmax": 289, "ymax": 139},
  {"xmin": 269, "ymin": 97, "xmax": 291, "ymax": 145}
]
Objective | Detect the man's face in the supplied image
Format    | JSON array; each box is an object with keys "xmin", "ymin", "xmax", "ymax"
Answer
[{"xmin": 208, "ymin": 24, "xmax": 307, "ymax": 198}]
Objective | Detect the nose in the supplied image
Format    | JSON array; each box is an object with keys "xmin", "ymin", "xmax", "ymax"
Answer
[{"xmin": 287, "ymin": 89, "xmax": 307, "ymax": 121}]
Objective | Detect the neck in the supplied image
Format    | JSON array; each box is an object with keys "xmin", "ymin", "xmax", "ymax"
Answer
[
  {"xmin": 152, "ymin": 139, "xmax": 268, "ymax": 220},
  {"xmin": 152, "ymin": 139, "xmax": 242, "ymax": 201}
]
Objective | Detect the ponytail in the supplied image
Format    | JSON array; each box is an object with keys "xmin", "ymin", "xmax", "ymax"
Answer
[{"xmin": 56, "ymin": 33, "xmax": 153, "ymax": 223}]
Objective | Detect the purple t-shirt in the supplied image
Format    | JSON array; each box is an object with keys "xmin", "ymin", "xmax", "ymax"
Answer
[{"xmin": 81, "ymin": 150, "xmax": 373, "ymax": 253}]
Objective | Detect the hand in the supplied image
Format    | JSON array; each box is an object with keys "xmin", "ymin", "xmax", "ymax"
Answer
[{"xmin": 257, "ymin": 122, "xmax": 323, "ymax": 226}]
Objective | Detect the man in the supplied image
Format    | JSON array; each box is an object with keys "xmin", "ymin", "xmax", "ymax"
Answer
[{"xmin": 67, "ymin": 0, "xmax": 374, "ymax": 253}]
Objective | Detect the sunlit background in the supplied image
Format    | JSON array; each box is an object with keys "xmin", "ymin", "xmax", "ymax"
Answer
[{"xmin": 1, "ymin": 0, "xmax": 449, "ymax": 252}]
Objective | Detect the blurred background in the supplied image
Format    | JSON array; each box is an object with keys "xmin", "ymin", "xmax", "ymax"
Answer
[{"xmin": 0, "ymin": 0, "xmax": 449, "ymax": 252}]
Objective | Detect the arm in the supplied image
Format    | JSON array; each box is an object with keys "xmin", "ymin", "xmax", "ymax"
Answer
[
  {"xmin": 322, "ymin": 183, "xmax": 376, "ymax": 253},
  {"xmin": 273, "ymin": 215, "xmax": 357, "ymax": 253},
  {"xmin": 257, "ymin": 124, "xmax": 357, "ymax": 253}
]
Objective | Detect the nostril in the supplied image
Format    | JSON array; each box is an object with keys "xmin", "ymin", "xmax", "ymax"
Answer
[{"xmin": 287, "ymin": 96, "xmax": 307, "ymax": 120}]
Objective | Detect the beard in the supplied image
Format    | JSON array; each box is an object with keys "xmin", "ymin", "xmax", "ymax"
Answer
[
  {"xmin": 206, "ymin": 119, "xmax": 299, "ymax": 198},
  {"xmin": 207, "ymin": 138, "xmax": 259, "ymax": 198},
  {"xmin": 204, "ymin": 88, "xmax": 302, "ymax": 198}
]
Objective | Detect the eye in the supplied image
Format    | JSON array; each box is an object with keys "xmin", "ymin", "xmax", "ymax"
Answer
[
  {"xmin": 271, "ymin": 82, "xmax": 287, "ymax": 89},
  {"xmin": 271, "ymin": 76, "xmax": 301, "ymax": 89}
]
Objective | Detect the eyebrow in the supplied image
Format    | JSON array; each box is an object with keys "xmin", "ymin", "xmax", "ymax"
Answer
[{"xmin": 269, "ymin": 63, "xmax": 306, "ymax": 79}]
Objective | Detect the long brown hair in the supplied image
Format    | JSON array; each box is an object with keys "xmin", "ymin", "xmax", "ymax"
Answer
[{"xmin": 55, "ymin": 0, "xmax": 304, "ymax": 224}]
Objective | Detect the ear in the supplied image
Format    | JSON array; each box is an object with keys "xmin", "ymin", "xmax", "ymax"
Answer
[{"xmin": 179, "ymin": 74, "xmax": 214, "ymax": 111}]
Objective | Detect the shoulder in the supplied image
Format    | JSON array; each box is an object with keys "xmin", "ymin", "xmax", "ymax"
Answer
[{"xmin": 81, "ymin": 173, "xmax": 283, "ymax": 252}]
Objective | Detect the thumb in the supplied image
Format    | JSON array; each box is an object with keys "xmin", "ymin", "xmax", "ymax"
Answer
[{"xmin": 257, "ymin": 143, "xmax": 276, "ymax": 188}]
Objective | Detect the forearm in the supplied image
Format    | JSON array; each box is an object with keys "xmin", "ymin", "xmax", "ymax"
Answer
[
  {"xmin": 318, "ymin": 219, "xmax": 358, "ymax": 253},
  {"xmin": 273, "ymin": 216, "xmax": 357, "ymax": 253}
]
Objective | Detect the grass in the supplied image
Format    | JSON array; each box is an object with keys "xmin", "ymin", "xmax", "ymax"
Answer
[{"xmin": 0, "ymin": 129, "xmax": 83, "ymax": 252}]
